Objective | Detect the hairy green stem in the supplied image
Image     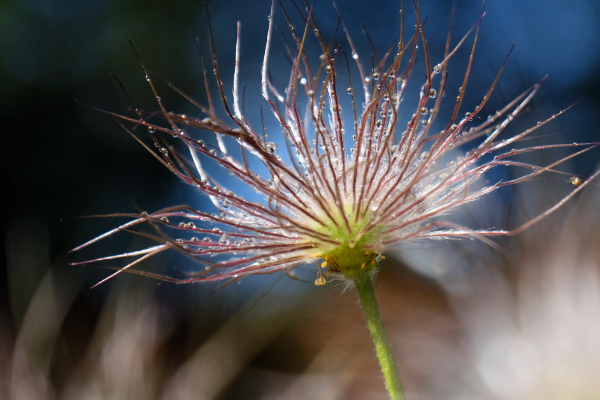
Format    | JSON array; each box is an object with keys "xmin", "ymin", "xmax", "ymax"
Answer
[{"xmin": 353, "ymin": 273, "xmax": 406, "ymax": 400}]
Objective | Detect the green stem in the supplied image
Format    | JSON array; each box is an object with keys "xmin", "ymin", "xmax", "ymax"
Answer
[{"xmin": 353, "ymin": 273, "xmax": 406, "ymax": 400}]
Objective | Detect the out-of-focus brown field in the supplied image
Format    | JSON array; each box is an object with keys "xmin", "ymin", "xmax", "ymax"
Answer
[{"xmin": 2, "ymin": 0, "xmax": 600, "ymax": 398}]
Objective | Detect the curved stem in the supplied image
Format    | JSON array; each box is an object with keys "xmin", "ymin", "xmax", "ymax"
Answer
[{"xmin": 353, "ymin": 273, "xmax": 406, "ymax": 400}]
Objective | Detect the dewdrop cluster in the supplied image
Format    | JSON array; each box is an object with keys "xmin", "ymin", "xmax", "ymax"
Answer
[{"xmin": 73, "ymin": 3, "xmax": 598, "ymax": 287}]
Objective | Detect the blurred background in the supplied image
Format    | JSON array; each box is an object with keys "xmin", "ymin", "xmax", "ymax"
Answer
[{"xmin": 1, "ymin": 0, "xmax": 600, "ymax": 398}]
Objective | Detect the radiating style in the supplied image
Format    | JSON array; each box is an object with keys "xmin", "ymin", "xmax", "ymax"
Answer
[{"xmin": 72, "ymin": 1, "xmax": 598, "ymax": 288}]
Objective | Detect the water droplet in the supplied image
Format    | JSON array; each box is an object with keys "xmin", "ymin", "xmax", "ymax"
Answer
[
  {"xmin": 428, "ymin": 88, "xmax": 437, "ymax": 98},
  {"xmin": 209, "ymin": 149, "xmax": 217, "ymax": 155},
  {"xmin": 421, "ymin": 107, "xmax": 428, "ymax": 115},
  {"xmin": 266, "ymin": 142, "xmax": 277, "ymax": 154},
  {"xmin": 352, "ymin": 53, "xmax": 359, "ymax": 60},
  {"xmin": 178, "ymin": 222, "xmax": 186, "ymax": 227},
  {"xmin": 160, "ymin": 216, "xmax": 169, "ymax": 222},
  {"xmin": 197, "ymin": 139, "xmax": 204, "ymax": 145},
  {"xmin": 300, "ymin": 77, "xmax": 307, "ymax": 85},
  {"xmin": 420, "ymin": 151, "xmax": 429, "ymax": 160},
  {"xmin": 191, "ymin": 237, "xmax": 199, "ymax": 242},
  {"xmin": 222, "ymin": 199, "xmax": 231, "ymax": 208}
]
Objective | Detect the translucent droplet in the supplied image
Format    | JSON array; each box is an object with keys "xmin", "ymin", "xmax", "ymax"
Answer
[
  {"xmin": 160, "ymin": 216, "xmax": 169, "ymax": 222},
  {"xmin": 428, "ymin": 88, "xmax": 437, "ymax": 98},
  {"xmin": 219, "ymin": 234, "xmax": 230, "ymax": 244},
  {"xmin": 300, "ymin": 77, "xmax": 307, "ymax": 85},
  {"xmin": 352, "ymin": 53, "xmax": 359, "ymax": 60},
  {"xmin": 421, "ymin": 107, "xmax": 428, "ymax": 115},
  {"xmin": 266, "ymin": 142, "xmax": 277, "ymax": 154}
]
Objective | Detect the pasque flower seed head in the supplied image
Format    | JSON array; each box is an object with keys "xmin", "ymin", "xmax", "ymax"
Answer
[{"xmin": 72, "ymin": 1, "xmax": 599, "ymax": 288}]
